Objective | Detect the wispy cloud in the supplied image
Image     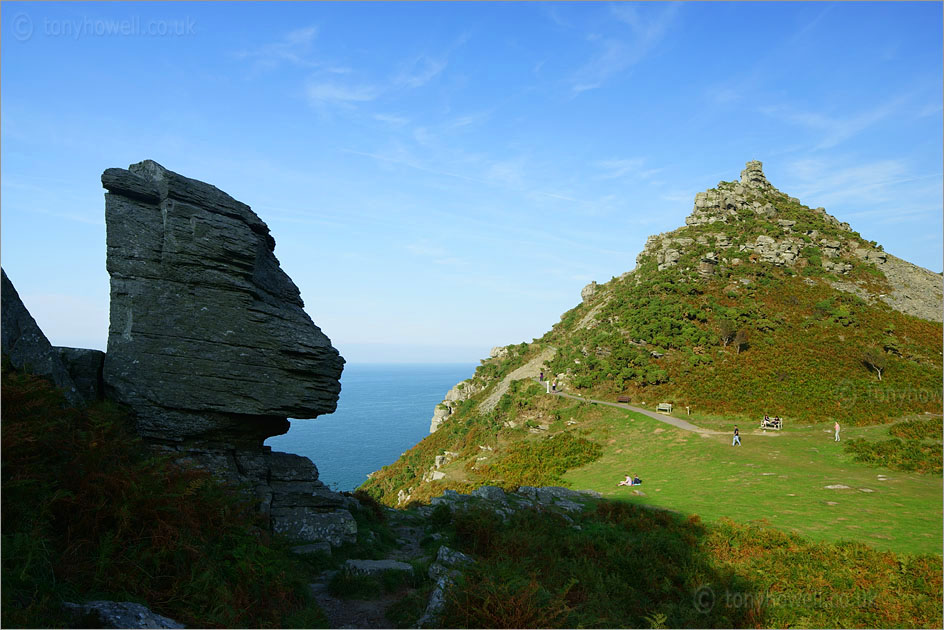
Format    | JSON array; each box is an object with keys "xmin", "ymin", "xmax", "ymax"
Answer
[
  {"xmin": 236, "ymin": 26, "xmax": 349, "ymax": 74},
  {"xmin": 571, "ymin": 3, "xmax": 680, "ymax": 94},
  {"xmin": 785, "ymin": 158, "xmax": 942, "ymax": 210},
  {"xmin": 448, "ymin": 110, "xmax": 493, "ymax": 129},
  {"xmin": 394, "ymin": 55, "xmax": 448, "ymax": 88},
  {"xmin": 594, "ymin": 158, "xmax": 654, "ymax": 179},
  {"xmin": 342, "ymin": 148, "xmax": 592, "ymax": 204},
  {"xmin": 373, "ymin": 113, "xmax": 410, "ymax": 127},
  {"xmin": 307, "ymin": 81, "xmax": 381, "ymax": 106},
  {"xmin": 760, "ymin": 94, "xmax": 912, "ymax": 150},
  {"xmin": 303, "ymin": 34, "xmax": 467, "ymax": 110}
]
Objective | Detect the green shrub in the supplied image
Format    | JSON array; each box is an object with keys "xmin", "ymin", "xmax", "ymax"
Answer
[
  {"xmin": 844, "ymin": 438, "xmax": 942, "ymax": 474},
  {"xmin": 476, "ymin": 433, "xmax": 602, "ymax": 488},
  {"xmin": 889, "ymin": 418, "xmax": 942, "ymax": 441}
]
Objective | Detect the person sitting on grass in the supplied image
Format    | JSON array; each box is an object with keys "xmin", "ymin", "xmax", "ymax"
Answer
[
  {"xmin": 633, "ymin": 474, "xmax": 642, "ymax": 485},
  {"xmin": 618, "ymin": 474, "xmax": 635, "ymax": 486}
]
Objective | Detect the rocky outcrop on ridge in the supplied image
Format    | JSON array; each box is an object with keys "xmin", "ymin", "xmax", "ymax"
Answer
[
  {"xmin": 101, "ymin": 160, "xmax": 351, "ymax": 544},
  {"xmin": 429, "ymin": 379, "xmax": 482, "ymax": 433},
  {"xmin": 629, "ymin": 160, "xmax": 942, "ymax": 323}
]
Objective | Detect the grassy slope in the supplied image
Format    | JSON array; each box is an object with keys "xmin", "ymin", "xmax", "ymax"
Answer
[
  {"xmin": 562, "ymin": 405, "xmax": 942, "ymax": 556},
  {"xmin": 363, "ymin": 374, "xmax": 942, "ymax": 556}
]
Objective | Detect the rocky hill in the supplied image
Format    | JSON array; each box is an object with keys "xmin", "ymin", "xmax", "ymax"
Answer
[{"xmin": 362, "ymin": 160, "xmax": 942, "ymax": 507}]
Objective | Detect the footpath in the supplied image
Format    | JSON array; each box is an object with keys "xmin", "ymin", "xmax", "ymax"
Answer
[{"xmin": 537, "ymin": 381, "xmax": 723, "ymax": 435}]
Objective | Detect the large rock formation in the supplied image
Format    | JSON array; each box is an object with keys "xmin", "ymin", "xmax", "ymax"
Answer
[
  {"xmin": 101, "ymin": 160, "xmax": 351, "ymax": 544},
  {"xmin": 1, "ymin": 268, "xmax": 82, "ymax": 405}
]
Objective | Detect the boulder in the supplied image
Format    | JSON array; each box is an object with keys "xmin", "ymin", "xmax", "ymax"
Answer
[
  {"xmin": 271, "ymin": 507, "xmax": 357, "ymax": 546},
  {"xmin": 581, "ymin": 281, "xmax": 598, "ymax": 302},
  {"xmin": 345, "ymin": 558, "xmax": 414, "ymax": 576},
  {"xmin": 1, "ymin": 268, "xmax": 81, "ymax": 404},
  {"xmin": 63, "ymin": 601, "xmax": 184, "ymax": 629},
  {"xmin": 99, "ymin": 160, "xmax": 349, "ymax": 545},
  {"xmin": 55, "ymin": 347, "xmax": 105, "ymax": 402}
]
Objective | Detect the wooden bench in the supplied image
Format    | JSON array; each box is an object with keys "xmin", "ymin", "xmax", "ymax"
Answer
[
  {"xmin": 656, "ymin": 403, "xmax": 673, "ymax": 414},
  {"xmin": 617, "ymin": 396, "xmax": 631, "ymax": 403}
]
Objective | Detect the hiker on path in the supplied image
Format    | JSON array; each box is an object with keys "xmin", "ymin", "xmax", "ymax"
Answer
[
  {"xmin": 552, "ymin": 379, "xmax": 558, "ymax": 392},
  {"xmin": 732, "ymin": 425, "xmax": 741, "ymax": 446},
  {"xmin": 834, "ymin": 421, "xmax": 841, "ymax": 442},
  {"xmin": 539, "ymin": 370, "xmax": 544, "ymax": 382}
]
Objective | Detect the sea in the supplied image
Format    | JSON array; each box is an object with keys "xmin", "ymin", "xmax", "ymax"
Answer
[{"xmin": 264, "ymin": 363, "xmax": 476, "ymax": 492}]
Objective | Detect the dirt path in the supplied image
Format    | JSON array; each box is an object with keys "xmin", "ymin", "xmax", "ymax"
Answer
[
  {"xmin": 545, "ymin": 387, "xmax": 724, "ymax": 434},
  {"xmin": 308, "ymin": 512, "xmax": 431, "ymax": 628},
  {"xmin": 480, "ymin": 346, "xmax": 557, "ymax": 412}
]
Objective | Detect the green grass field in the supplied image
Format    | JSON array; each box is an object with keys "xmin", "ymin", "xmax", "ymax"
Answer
[{"xmin": 563, "ymin": 406, "xmax": 942, "ymax": 556}]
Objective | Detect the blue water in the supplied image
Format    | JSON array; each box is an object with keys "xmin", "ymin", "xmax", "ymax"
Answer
[{"xmin": 265, "ymin": 363, "xmax": 476, "ymax": 491}]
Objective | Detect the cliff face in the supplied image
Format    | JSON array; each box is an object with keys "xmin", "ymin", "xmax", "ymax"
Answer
[{"xmin": 100, "ymin": 160, "xmax": 353, "ymax": 545}]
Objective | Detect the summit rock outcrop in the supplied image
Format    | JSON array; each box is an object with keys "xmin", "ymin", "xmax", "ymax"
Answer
[{"xmin": 101, "ymin": 160, "xmax": 352, "ymax": 544}]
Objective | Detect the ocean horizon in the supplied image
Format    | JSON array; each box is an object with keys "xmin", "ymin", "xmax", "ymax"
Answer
[{"xmin": 265, "ymin": 362, "xmax": 477, "ymax": 492}]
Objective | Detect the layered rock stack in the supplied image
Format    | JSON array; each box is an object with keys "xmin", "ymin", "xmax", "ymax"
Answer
[{"xmin": 100, "ymin": 160, "xmax": 353, "ymax": 544}]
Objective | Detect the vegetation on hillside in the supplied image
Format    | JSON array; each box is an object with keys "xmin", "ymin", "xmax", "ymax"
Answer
[
  {"xmin": 361, "ymin": 379, "xmax": 605, "ymax": 506},
  {"xmin": 844, "ymin": 418, "xmax": 943, "ymax": 474},
  {"xmin": 1, "ymin": 362, "xmax": 329, "ymax": 628},
  {"xmin": 429, "ymin": 501, "xmax": 942, "ymax": 629},
  {"xmin": 534, "ymin": 179, "xmax": 941, "ymax": 424}
]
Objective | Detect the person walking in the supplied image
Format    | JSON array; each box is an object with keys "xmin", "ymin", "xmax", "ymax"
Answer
[
  {"xmin": 834, "ymin": 420, "xmax": 841, "ymax": 442},
  {"xmin": 539, "ymin": 370, "xmax": 544, "ymax": 382},
  {"xmin": 552, "ymin": 379, "xmax": 558, "ymax": 392},
  {"xmin": 732, "ymin": 425, "xmax": 741, "ymax": 446}
]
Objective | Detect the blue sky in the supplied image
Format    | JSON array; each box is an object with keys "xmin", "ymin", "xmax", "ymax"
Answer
[{"xmin": 2, "ymin": 2, "xmax": 941, "ymax": 363}]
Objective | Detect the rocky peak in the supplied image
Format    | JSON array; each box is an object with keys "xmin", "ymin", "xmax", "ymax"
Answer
[{"xmin": 740, "ymin": 159, "xmax": 772, "ymax": 191}]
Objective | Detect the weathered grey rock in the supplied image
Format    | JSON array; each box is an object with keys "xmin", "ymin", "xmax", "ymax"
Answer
[
  {"xmin": 418, "ymin": 546, "xmax": 476, "ymax": 628},
  {"xmin": 102, "ymin": 160, "xmax": 343, "ymax": 433},
  {"xmin": 424, "ymin": 470, "xmax": 446, "ymax": 482},
  {"xmin": 345, "ymin": 558, "xmax": 413, "ymax": 576},
  {"xmin": 516, "ymin": 485, "xmax": 601, "ymax": 504},
  {"xmin": 271, "ymin": 507, "xmax": 357, "ymax": 546},
  {"xmin": 99, "ymin": 160, "xmax": 349, "ymax": 546},
  {"xmin": 55, "ymin": 347, "xmax": 105, "ymax": 402},
  {"xmin": 870, "ymin": 253, "xmax": 944, "ymax": 322},
  {"xmin": 581, "ymin": 280, "xmax": 598, "ymax": 302},
  {"xmin": 820, "ymin": 239, "xmax": 842, "ymax": 258},
  {"xmin": 430, "ymin": 379, "xmax": 481, "ymax": 433},
  {"xmin": 292, "ymin": 542, "xmax": 333, "ymax": 556},
  {"xmin": 1, "ymin": 268, "xmax": 81, "ymax": 404},
  {"xmin": 470, "ymin": 485, "xmax": 507, "ymax": 502},
  {"xmin": 489, "ymin": 345, "xmax": 509, "ymax": 359},
  {"xmin": 740, "ymin": 160, "xmax": 773, "ymax": 191},
  {"xmin": 63, "ymin": 601, "xmax": 184, "ymax": 629}
]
